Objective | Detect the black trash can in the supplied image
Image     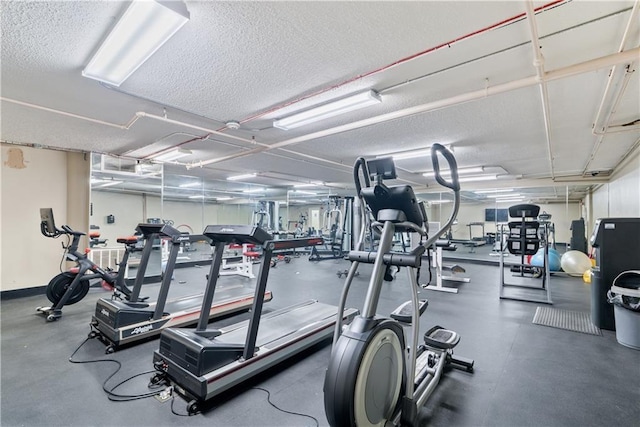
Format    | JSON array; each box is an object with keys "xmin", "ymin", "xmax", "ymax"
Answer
[{"xmin": 591, "ymin": 266, "xmax": 615, "ymax": 330}]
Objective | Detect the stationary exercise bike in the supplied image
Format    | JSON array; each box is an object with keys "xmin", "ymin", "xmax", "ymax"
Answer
[
  {"xmin": 37, "ymin": 208, "xmax": 142, "ymax": 321},
  {"xmin": 324, "ymin": 144, "xmax": 474, "ymax": 426}
]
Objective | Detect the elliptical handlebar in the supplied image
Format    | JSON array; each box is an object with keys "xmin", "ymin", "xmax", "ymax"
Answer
[
  {"xmin": 422, "ymin": 144, "xmax": 461, "ymax": 249},
  {"xmin": 431, "ymin": 143, "xmax": 460, "ymax": 192},
  {"xmin": 353, "ymin": 157, "xmax": 370, "ymax": 196}
]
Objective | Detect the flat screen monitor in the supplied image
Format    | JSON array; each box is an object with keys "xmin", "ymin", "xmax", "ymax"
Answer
[
  {"xmin": 40, "ymin": 208, "xmax": 57, "ymax": 236},
  {"xmin": 485, "ymin": 208, "xmax": 508, "ymax": 222}
]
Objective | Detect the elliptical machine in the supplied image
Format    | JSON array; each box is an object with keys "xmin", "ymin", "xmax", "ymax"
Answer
[
  {"xmin": 323, "ymin": 144, "xmax": 474, "ymax": 426},
  {"xmin": 37, "ymin": 208, "xmax": 141, "ymax": 321}
]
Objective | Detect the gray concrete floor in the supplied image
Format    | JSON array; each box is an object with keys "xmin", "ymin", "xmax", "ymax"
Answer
[{"xmin": 1, "ymin": 255, "xmax": 638, "ymax": 426}]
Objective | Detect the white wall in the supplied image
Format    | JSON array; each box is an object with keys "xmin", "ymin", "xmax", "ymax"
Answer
[
  {"xmin": 90, "ymin": 191, "xmax": 145, "ymax": 244},
  {"xmin": 1, "ymin": 144, "xmax": 68, "ymax": 291},
  {"xmin": 590, "ymin": 149, "xmax": 640, "ymax": 219}
]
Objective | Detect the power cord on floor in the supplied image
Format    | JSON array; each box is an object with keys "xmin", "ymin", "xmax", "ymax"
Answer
[
  {"xmin": 68, "ymin": 336, "xmax": 164, "ymax": 402},
  {"xmin": 170, "ymin": 395, "xmax": 191, "ymax": 417},
  {"xmin": 252, "ymin": 387, "xmax": 319, "ymax": 427}
]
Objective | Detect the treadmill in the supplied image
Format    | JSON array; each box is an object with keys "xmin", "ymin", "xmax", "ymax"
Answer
[
  {"xmin": 152, "ymin": 225, "xmax": 359, "ymax": 413},
  {"xmin": 90, "ymin": 223, "xmax": 272, "ymax": 353}
]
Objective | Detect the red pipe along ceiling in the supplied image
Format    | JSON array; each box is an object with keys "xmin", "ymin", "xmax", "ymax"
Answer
[{"xmin": 227, "ymin": 0, "xmax": 568, "ymax": 129}]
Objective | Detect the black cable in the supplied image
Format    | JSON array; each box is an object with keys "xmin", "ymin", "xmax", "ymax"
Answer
[
  {"xmin": 170, "ymin": 396, "xmax": 191, "ymax": 417},
  {"xmin": 251, "ymin": 387, "xmax": 319, "ymax": 427},
  {"xmin": 68, "ymin": 336, "xmax": 164, "ymax": 402},
  {"xmin": 58, "ymin": 234, "xmax": 71, "ymax": 273}
]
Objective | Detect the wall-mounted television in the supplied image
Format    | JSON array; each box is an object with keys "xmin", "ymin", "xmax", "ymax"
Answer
[{"xmin": 485, "ymin": 208, "xmax": 509, "ymax": 222}]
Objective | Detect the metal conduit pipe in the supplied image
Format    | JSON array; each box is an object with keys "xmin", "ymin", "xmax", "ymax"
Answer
[
  {"xmin": 0, "ymin": 97, "xmax": 141, "ymax": 130},
  {"xmin": 525, "ymin": 0, "xmax": 556, "ymax": 180},
  {"xmin": 591, "ymin": 0, "xmax": 639, "ymax": 134},
  {"xmin": 582, "ymin": 0, "xmax": 639, "ymax": 175},
  {"xmin": 192, "ymin": 47, "xmax": 640, "ymax": 169}
]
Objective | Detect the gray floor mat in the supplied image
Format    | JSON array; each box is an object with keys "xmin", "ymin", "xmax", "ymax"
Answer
[{"xmin": 533, "ymin": 306, "xmax": 601, "ymax": 335}]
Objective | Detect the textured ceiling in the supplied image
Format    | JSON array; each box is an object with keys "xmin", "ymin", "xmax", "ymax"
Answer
[{"xmin": 1, "ymin": 0, "xmax": 639, "ymax": 204}]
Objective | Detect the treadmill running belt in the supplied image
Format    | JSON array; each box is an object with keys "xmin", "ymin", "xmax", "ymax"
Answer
[{"xmin": 216, "ymin": 302, "xmax": 339, "ymax": 347}]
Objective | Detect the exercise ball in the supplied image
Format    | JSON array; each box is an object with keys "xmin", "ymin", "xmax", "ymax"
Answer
[
  {"xmin": 561, "ymin": 250, "xmax": 592, "ymax": 277},
  {"xmin": 530, "ymin": 249, "xmax": 562, "ymax": 271},
  {"xmin": 583, "ymin": 269, "xmax": 592, "ymax": 283}
]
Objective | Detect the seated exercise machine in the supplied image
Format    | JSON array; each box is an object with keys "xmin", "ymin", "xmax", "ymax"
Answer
[
  {"xmin": 499, "ymin": 204, "xmax": 552, "ymax": 304},
  {"xmin": 324, "ymin": 144, "xmax": 474, "ymax": 427},
  {"xmin": 90, "ymin": 223, "xmax": 273, "ymax": 353},
  {"xmin": 309, "ymin": 197, "xmax": 353, "ymax": 261},
  {"xmin": 37, "ymin": 208, "xmax": 140, "ymax": 321},
  {"xmin": 151, "ymin": 227, "xmax": 357, "ymax": 414},
  {"xmin": 220, "ymin": 243, "xmax": 258, "ymax": 279},
  {"xmin": 422, "ymin": 239, "xmax": 469, "ymax": 294}
]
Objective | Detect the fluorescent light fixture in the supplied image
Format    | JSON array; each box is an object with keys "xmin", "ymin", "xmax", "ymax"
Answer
[
  {"xmin": 242, "ymin": 188, "xmax": 267, "ymax": 193},
  {"xmin": 188, "ymin": 195, "xmax": 205, "ymax": 199},
  {"xmin": 391, "ymin": 149, "xmax": 433, "ymax": 161},
  {"xmin": 428, "ymin": 200, "xmax": 452, "ymax": 204},
  {"xmin": 215, "ymin": 197, "xmax": 233, "ymax": 201},
  {"xmin": 98, "ymin": 180, "xmax": 123, "ymax": 188},
  {"xmin": 153, "ymin": 148, "xmax": 192, "ymax": 162},
  {"xmin": 91, "ymin": 178, "xmax": 109, "ymax": 185},
  {"xmin": 294, "ymin": 190, "xmax": 317, "ymax": 195},
  {"xmin": 475, "ymin": 189, "xmax": 514, "ymax": 194},
  {"xmin": 294, "ymin": 182, "xmax": 324, "ymax": 188},
  {"xmin": 423, "ymin": 166, "xmax": 484, "ymax": 178},
  {"xmin": 381, "ymin": 145, "xmax": 453, "ymax": 161},
  {"xmin": 273, "ymin": 90, "xmax": 381, "ymax": 130},
  {"xmin": 82, "ymin": 0, "xmax": 190, "ymax": 86},
  {"xmin": 227, "ymin": 173, "xmax": 257, "ymax": 181},
  {"xmin": 459, "ymin": 174, "xmax": 498, "ymax": 183},
  {"xmin": 486, "ymin": 193, "xmax": 521, "ymax": 198},
  {"xmin": 496, "ymin": 198, "xmax": 526, "ymax": 203},
  {"xmin": 179, "ymin": 181, "xmax": 201, "ymax": 188}
]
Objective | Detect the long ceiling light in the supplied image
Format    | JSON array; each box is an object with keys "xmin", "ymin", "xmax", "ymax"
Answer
[
  {"xmin": 227, "ymin": 173, "xmax": 257, "ymax": 181},
  {"xmin": 243, "ymin": 188, "xmax": 267, "ymax": 193},
  {"xmin": 384, "ymin": 145, "xmax": 452, "ymax": 161},
  {"xmin": 152, "ymin": 148, "xmax": 192, "ymax": 162},
  {"xmin": 422, "ymin": 166, "xmax": 484, "ymax": 178},
  {"xmin": 475, "ymin": 189, "xmax": 514, "ymax": 194},
  {"xmin": 486, "ymin": 193, "xmax": 521, "ymax": 198},
  {"xmin": 458, "ymin": 174, "xmax": 498, "ymax": 183},
  {"xmin": 273, "ymin": 90, "xmax": 382, "ymax": 130},
  {"xmin": 179, "ymin": 181, "xmax": 201, "ymax": 188},
  {"xmin": 496, "ymin": 198, "xmax": 526, "ymax": 203},
  {"xmin": 82, "ymin": 0, "xmax": 190, "ymax": 86}
]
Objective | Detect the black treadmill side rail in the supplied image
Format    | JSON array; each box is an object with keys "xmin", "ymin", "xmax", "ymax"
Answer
[
  {"xmin": 267, "ymin": 237, "xmax": 324, "ymax": 251},
  {"xmin": 203, "ymin": 225, "xmax": 272, "ymax": 245},
  {"xmin": 196, "ymin": 242, "xmax": 226, "ymax": 332},
  {"xmin": 243, "ymin": 247, "xmax": 273, "ymax": 361},
  {"xmin": 153, "ymin": 235, "xmax": 182, "ymax": 320},
  {"xmin": 129, "ymin": 232, "xmax": 158, "ymax": 303}
]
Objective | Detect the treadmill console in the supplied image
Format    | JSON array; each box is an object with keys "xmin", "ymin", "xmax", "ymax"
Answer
[
  {"xmin": 203, "ymin": 224, "xmax": 273, "ymax": 245},
  {"xmin": 136, "ymin": 223, "xmax": 182, "ymax": 238}
]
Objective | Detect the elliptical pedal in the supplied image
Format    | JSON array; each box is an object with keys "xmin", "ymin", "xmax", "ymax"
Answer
[
  {"xmin": 390, "ymin": 299, "xmax": 428, "ymax": 323},
  {"xmin": 424, "ymin": 325, "xmax": 459, "ymax": 349}
]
